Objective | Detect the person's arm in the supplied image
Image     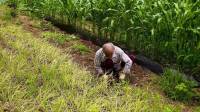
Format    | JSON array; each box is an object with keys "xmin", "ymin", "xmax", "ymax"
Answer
[
  {"xmin": 120, "ymin": 51, "xmax": 132, "ymax": 74},
  {"xmin": 94, "ymin": 49, "xmax": 103, "ymax": 75}
]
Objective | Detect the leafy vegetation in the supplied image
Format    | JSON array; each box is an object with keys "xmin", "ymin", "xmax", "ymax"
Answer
[
  {"xmin": 71, "ymin": 43, "xmax": 91, "ymax": 54},
  {"xmin": 42, "ymin": 31, "xmax": 78, "ymax": 45},
  {"xmin": 31, "ymin": 20, "xmax": 54, "ymax": 31},
  {"xmin": 160, "ymin": 69, "xmax": 199, "ymax": 101},
  {"xmin": 40, "ymin": 22, "xmax": 54, "ymax": 31},
  {"xmin": 0, "ymin": 5, "xmax": 12, "ymax": 21}
]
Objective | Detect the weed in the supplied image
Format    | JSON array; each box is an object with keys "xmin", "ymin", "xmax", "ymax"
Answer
[
  {"xmin": 29, "ymin": 18, "xmax": 54, "ymax": 31},
  {"xmin": 71, "ymin": 43, "xmax": 91, "ymax": 54},
  {"xmin": 41, "ymin": 31, "xmax": 78, "ymax": 45},
  {"xmin": 30, "ymin": 19, "xmax": 42, "ymax": 29},
  {"xmin": 0, "ymin": 5, "xmax": 12, "ymax": 21},
  {"xmin": 159, "ymin": 69, "xmax": 199, "ymax": 101},
  {"xmin": 39, "ymin": 21, "xmax": 54, "ymax": 31}
]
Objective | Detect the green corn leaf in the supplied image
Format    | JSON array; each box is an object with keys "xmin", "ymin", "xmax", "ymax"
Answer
[
  {"xmin": 157, "ymin": 18, "xmax": 162, "ymax": 24},
  {"xmin": 102, "ymin": 17, "xmax": 109, "ymax": 23},
  {"xmin": 197, "ymin": 42, "xmax": 200, "ymax": 50},
  {"xmin": 165, "ymin": 42, "xmax": 169, "ymax": 47},
  {"xmin": 177, "ymin": 55, "xmax": 184, "ymax": 61},
  {"xmin": 110, "ymin": 19, "xmax": 114, "ymax": 27},
  {"xmin": 151, "ymin": 28, "xmax": 155, "ymax": 36},
  {"xmin": 183, "ymin": 55, "xmax": 193, "ymax": 62},
  {"xmin": 106, "ymin": 8, "xmax": 118, "ymax": 13},
  {"xmin": 129, "ymin": 19, "xmax": 134, "ymax": 24},
  {"xmin": 127, "ymin": 27, "xmax": 134, "ymax": 32},
  {"xmin": 134, "ymin": 27, "xmax": 142, "ymax": 30}
]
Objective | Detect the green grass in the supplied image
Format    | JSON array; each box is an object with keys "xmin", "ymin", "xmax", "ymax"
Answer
[
  {"xmin": 159, "ymin": 69, "xmax": 200, "ymax": 102},
  {"xmin": 32, "ymin": 20, "xmax": 54, "ymax": 31},
  {"xmin": 42, "ymin": 31, "xmax": 78, "ymax": 45},
  {"xmin": 0, "ymin": 22, "xmax": 186, "ymax": 112},
  {"xmin": 0, "ymin": 5, "xmax": 20, "ymax": 26},
  {"xmin": 0, "ymin": 5, "xmax": 12, "ymax": 22},
  {"xmin": 71, "ymin": 43, "xmax": 91, "ymax": 54}
]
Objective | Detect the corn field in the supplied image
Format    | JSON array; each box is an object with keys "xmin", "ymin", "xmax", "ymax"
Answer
[{"xmin": 7, "ymin": 0, "xmax": 200, "ymax": 77}]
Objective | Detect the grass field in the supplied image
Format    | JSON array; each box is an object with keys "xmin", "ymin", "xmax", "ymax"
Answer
[{"xmin": 0, "ymin": 4, "xmax": 200, "ymax": 112}]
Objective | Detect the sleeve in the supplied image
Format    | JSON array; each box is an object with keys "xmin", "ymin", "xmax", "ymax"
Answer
[
  {"xmin": 120, "ymin": 50, "xmax": 133, "ymax": 74},
  {"xmin": 94, "ymin": 49, "xmax": 103, "ymax": 74}
]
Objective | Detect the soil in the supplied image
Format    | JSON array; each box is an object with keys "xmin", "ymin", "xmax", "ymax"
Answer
[
  {"xmin": 18, "ymin": 16, "xmax": 42, "ymax": 36},
  {"xmin": 0, "ymin": 38, "xmax": 7, "ymax": 49},
  {"xmin": 0, "ymin": 35, "xmax": 16, "ymax": 53}
]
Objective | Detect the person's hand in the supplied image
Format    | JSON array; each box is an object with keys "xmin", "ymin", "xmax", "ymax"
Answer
[
  {"xmin": 123, "ymin": 69, "xmax": 131, "ymax": 75},
  {"xmin": 97, "ymin": 69, "xmax": 104, "ymax": 77},
  {"xmin": 103, "ymin": 74, "xmax": 109, "ymax": 80},
  {"xmin": 119, "ymin": 73, "xmax": 126, "ymax": 80}
]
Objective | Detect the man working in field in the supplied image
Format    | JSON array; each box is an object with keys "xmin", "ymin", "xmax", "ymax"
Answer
[{"xmin": 94, "ymin": 43, "xmax": 133, "ymax": 80}]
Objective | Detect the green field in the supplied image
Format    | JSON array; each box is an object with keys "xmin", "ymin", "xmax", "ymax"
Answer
[{"xmin": 0, "ymin": 1, "xmax": 200, "ymax": 112}]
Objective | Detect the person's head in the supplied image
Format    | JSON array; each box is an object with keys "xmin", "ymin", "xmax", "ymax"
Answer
[{"xmin": 102, "ymin": 43, "xmax": 115, "ymax": 59}]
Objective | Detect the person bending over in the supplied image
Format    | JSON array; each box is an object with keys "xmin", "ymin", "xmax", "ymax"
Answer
[{"xmin": 94, "ymin": 43, "xmax": 133, "ymax": 80}]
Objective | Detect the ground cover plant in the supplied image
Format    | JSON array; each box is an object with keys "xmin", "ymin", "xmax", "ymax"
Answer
[
  {"xmin": 42, "ymin": 31, "xmax": 78, "ymax": 45},
  {"xmin": 160, "ymin": 69, "xmax": 200, "ymax": 102},
  {"xmin": 71, "ymin": 43, "xmax": 91, "ymax": 54}
]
